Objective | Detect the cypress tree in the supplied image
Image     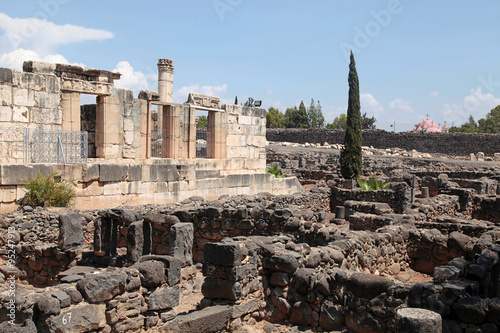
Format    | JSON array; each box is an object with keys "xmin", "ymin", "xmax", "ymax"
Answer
[{"xmin": 339, "ymin": 51, "xmax": 362, "ymax": 179}]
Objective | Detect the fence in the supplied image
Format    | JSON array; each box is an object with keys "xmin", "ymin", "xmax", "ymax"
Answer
[
  {"xmin": 0, "ymin": 128, "xmax": 88, "ymax": 164},
  {"xmin": 151, "ymin": 128, "xmax": 166, "ymax": 158}
]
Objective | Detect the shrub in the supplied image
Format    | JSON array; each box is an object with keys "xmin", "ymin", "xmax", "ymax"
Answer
[
  {"xmin": 21, "ymin": 172, "xmax": 75, "ymax": 207},
  {"xmin": 266, "ymin": 163, "xmax": 287, "ymax": 178},
  {"xmin": 357, "ymin": 176, "xmax": 390, "ymax": 191}
]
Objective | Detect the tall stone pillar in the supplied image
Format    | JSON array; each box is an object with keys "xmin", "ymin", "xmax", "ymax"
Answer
[
  {"xmin": 157, "ymin": 59, "xmax": 174, "ymax": 103},
  {"xmin": 61, "ymin": 92, "xmax": 81, "ymax": 131},
  {"xmin": 162, "ymin": 105, "xmax": 180, "ymax": 158},
  {"xmin": 208, "ymin": 111, "xmax": 227, "ymax": 159},
  {"xmin": 96, "ymin": 95, "xmax": 120, "ymax": 158}
]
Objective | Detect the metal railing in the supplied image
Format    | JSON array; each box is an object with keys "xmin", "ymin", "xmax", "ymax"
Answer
[
  {"xmin": 0, "ymin": 128, "xmax": 88, "ymax": 164},
  {"xmin": 151, "ymin": 129, "xmax": 166, "ymax": 158}
]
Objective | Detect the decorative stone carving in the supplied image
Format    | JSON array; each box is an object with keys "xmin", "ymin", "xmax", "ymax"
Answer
[
  {"xmin": 187, "ymin": 92, "xmax": 221, "ymax": 109},
  {"xmin": 157, "ymin": 59, "xmax": 174, "ymax": 73}
]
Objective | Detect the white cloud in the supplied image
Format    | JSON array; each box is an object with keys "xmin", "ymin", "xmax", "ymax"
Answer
[
  {"xmin": 442, "ymin": 87, "xmax": 500, "ymax": 122},
  {"xmin": 0, "ymin": 12, "xmax": 114, "ymax": 55},
  {"xmin": 112, "ymin": 61, "xmax": 149, "ymax": 96},
  {"xmin": 389, "ymin": 98, "xmax": 414, "ymax": 113},
  {"xmin": 361, "ymin": 93, "xmax": 384, "ymax": 114},
  {"xmin": 0, "ymin": 48, "xmax": 84, "ymax": 70},
  {"xmin": 174, "ymin": 84, "xmax": 228, "ymax": 104},
  {"xmin": 428, "ymin": 90, "xmax": 439, "ymax": 98}
]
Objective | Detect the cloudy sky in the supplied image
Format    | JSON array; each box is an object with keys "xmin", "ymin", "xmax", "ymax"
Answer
[{"xmin": 0, "ymin": 1, "xmax": 499, "ymax": 131}]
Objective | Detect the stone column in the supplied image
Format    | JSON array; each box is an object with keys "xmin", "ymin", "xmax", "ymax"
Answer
[
  {"xmin": 162, "ymin": 105, "xmax": 180, "ymax": 158},
  {"xmin": 157, "ymin": 59, "xmax": 174, "ymax": 103},
  {"xmin": 208, "ymin": 111, "xmax": 227, "ymax": 159},
  {"xmin": 396, "ymin": 308, "xmax": 441, "ymax": 333},
  {"xmin": 188, "ymin": 106, "xmax": 196, "ymax": 158},
  {"xmin": 140, "ymin": 102, "xmax": 152, "ymax": 158},
  {"xmin": 96, "ymin": 95, "xmax": 120, "ymax": 158},
  {"xmin": 168, "ymin": 223, "xmax": 194, "ymax": 267},
  {"xmin": 61, "ymin": 92, "xmax": 81, "ymax": 131}
]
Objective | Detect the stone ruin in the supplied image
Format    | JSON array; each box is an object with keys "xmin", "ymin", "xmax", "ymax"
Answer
[
  {"xmin": 0, "ymin": 141, "xmax": 499, "ymax": 332},
  {"xmin": 0, "ymin": 58, "xmax": 301, "ymax": 213}
]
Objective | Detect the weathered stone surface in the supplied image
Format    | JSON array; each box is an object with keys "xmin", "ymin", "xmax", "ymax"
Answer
[
  {"xmin": 127, "ymin": 221, "xmax": 144, "ymax": 262},
  {"xmin": 76, "ymin": 270, "xmax": 127, "ymax": 303},
  {"xmin": 58, "ymin": 213, "xmax": 84, "ymax": 250},
  {"xmin": 204, "ymin": 242, "xmax": 243, "ymax": 266},
  {"xmin": 433, "ymin": 265, "xmax": 462, "ymax": 280},
  {"xmin": 346, "ymin": 311, "xmax": 386, "ymax": 333},
  {"xmin": 148, "ymin": 285, "xmax": 180, "ymax": 310},
  {"xmin": 453, "ymin": 297, "xmax": 487, "ymax": 324},
  {"xmin": 168, "ymin": 222, "xmax": 194, "ymax": 267},
  {"xmin": 202, "ymin": 279, "xmax": 242, "ymax": 301},
  {"xmin": 289, "ymin": 301, "xmax": 314, "ymax": 326},
  {"xmin": 35, "ymin": 294, "xmax": 61, "ymax": 317},
  {"xmin": 396, "ymin": 308, "xmax": 442, "ymax": 333},
  {"xmin": 0, "ymin": 319, "xmax": 37, "ymax": 332},
  {"xmin": 263, "ymin": 254, "xmax": 299, "ymax": 273},
  {"xmin": 133, "ymin": 260, "xmax": 166, "ymax": 288},
  {"xmin": 99, "ymin": 164, "xmax": 128, "ymax": 182},
  {"xmin": 291, "ymin": 268, "xmax": 317, "ymax": 295},
  {"xmin": 52, "ymin": 290, "xmax": 71, "ymax": 308},
  {"xmin": 160, "ymin": 305, "xmax": 232, "ymax": 333},
  {"xmin": 319, "ymin": 297, "xmax": 345, "ymax": 331},
  {"xmin": 269, "ymin": 272, "xmax": 290, "ymax": 287},
  {"xmin": 112, "ymin": 315, "xmax": 144, "ymax": 333},
  {"xmin": 347, "ymin": 273, "xmax": 393, "ymax": 299},
  {"xmin": 139, "ymin": 255, "xmax": 181, "ymax": 286},
  {"xmin": 39, "ymin": 304, "xmax": 106, "ymax": 333}
]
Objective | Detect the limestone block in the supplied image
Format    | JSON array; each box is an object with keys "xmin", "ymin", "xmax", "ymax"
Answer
[
  {"xmin": 82, "ymin": 164, "xmax": 99, "ymax": 182},
  {"xmin": 494, "ymin": 153, "xmax": 500, "ymax": 161},
  {"xmin": 34, "ymin": 91, "xmax": 60, "ymax": 109},
  {"xmin": 477, "ymin": 152, "xmax": 485, "ymax": 161},
  {"xmin": 100, "ymin": 164, "xmax": 129, "ymax": 182},
  {"xmin": 0, "ymin": 85, "xmax": 12, "ymax": 106},
  {"xmin": 58, "ymin": 213, "xmax": 84, "ymax": 250},
  {"xmin": 13, "ymin": 88, "xmax": 34, "ymax": 107},
  {"xmin": 124, "ymin": 130, "xmax": 134, "ymax": 145},
  {"xmin": 46, "ymin": 75, "xmax": 61, "ymax": 93},
  {"xmin": 238, "ymin": 115, "xmax": 252, "ymax": 125},
  {"xmin": 1, "ymin": 186, "xmax": 17, "ymax": 202},
  {"xmin": 0, "ymin": 106, "xmax": 12, "ymax": 122},
  {"xmin": 168, "ymin": 223, "xmax": 194, "ymax": 267},
  {"xmin": 0, "ymin": 68, "xmax": 13, "ymax": 84},
  {"xmin": 1, "ymin": 164, "xmax": 53, "ymax": 185},
  {"xmin": 31, "ymin": 107, "xmax": 62, "ymax": 125},
  {"xmin": 156, "ymin": 165, "xmax": 180, "ymax": 182},
  {"xmin": 12, "ymin": 106, "xmax": 29, "ymax": 122},
  {"xmin": 103, "ymin": 183, "xmax": 121, "ymax": 196}
]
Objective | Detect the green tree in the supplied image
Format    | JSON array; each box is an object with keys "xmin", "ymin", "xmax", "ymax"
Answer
[
  {"xmin": 296, "ymin": 100, "xmax": 309, "ymax": 128},
  {"xmin": 266, "ymin": 106, "xmax": 285, "ymax": 128},
  {"xmin": 326, "ymin": 113, "xmax": 347, "ymax": 129},
  {"xmin": 307, "ymin": 98, "xmax": 325, "ymax": 128},
  {"xmin": 450, "ymin": 115, "xmax": 478, "ymax": 133},
  {"xmin": 362, "ymin": 113, "xmax": 377, "ymax": 129},
  {"xmin": 478, "ymin": 105, "xmax": 500, "ymax": 133},
  {"xmin": 196, "ymin": 115, "xmax": 208, "ymax": 128},
  {"xmin": 235, "ymin": 96, "xmax": 238, "ymax": 105},
  {"xmin": 339, "ymin": 51, "xmax": 362, "ymax": 180},
  {"xmin": 284, "ymin": 107, "xmax": 298, "ymax": 128}
]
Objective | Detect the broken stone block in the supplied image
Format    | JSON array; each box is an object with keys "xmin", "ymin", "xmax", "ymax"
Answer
[
  {"xmin": 58, "ymin": 213, "xmax": 83, "ymax": 250},
  {"xmin": 161, "ymin": 305, "xmax": 232, "ymax": 333},
  {"xmin": 433, "ymin": 265, "xmax": 461, "ymax": 280},
  {"xmin": 76, "ymin": 271, "xmax": 127, "ymax": 303},
  {"xmin": 168, "ymin": 222, "xmax": 194, "ymax": 267},
  {"xmin": 139, "ymin": 255, "xmax": 181, "ymax": 286},
  {"xmin": 127, "ymin": 221, "xmax": 144, "ymax": 262},
  {"xmin": 453, "ymin": 296, "xmax": 487, "ymax": 324},
  {"xmin": 38, "ymin": 304, "xmax": 106, "ymax": 333},
  {"xmin": 147, "ymin": 285, "xmax": 180, "ymax": 310},
  {"xmin": 204, "ymin": 242, "xmax": 243, "ymax": 266},
  {"xmin": 263, "ymin": 253, "xmax": 299, "ymax": 273},
  {"xmin": 346, "ymin": 273, "xmax": 394, "ymax": 299},
  {"xmin": 396, "ymin": 308, "xmax": 442, "ymax": 333},
  {"xmin": 202, "ymin": 279, "xmax": 242, "ymax": 301},
  {"xmin": 133, "ymin": 261, "xmax": 165, "ymax": 288}
]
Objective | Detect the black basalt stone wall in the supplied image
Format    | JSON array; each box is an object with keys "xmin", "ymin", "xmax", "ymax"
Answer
[{"xmin": 266, "ymin": 129, "xmax": 500, "ymax": 155}]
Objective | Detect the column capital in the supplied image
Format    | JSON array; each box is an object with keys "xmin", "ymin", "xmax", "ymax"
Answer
[{"xmin": 157, "ymin": 59, "xmax": 174, "ymax": 73}]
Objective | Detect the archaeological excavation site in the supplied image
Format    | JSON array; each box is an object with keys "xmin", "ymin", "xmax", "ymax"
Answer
[{"xmin": 1, "ymin": 59, "xmax": 500, "ymax": 333}]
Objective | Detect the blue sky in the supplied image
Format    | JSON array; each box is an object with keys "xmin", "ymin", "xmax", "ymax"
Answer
[{"xmin": 0, "ymin": 1, "xmax": 499, "ymax": 131}]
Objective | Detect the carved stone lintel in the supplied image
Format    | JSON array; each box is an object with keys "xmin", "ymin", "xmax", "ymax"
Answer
[{"xmin": 158, "ymin": 59, "xmax": 174, "ymax": 72}]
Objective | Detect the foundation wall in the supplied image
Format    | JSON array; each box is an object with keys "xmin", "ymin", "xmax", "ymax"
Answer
[{"xmin": 0, "ymin": 161, "xmax": 302, "ymax": 213}]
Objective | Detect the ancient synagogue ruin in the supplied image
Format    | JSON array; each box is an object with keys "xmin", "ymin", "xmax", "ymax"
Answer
[{"xmin": 0, "ymin": 58, "xmax": 500, "ymax": 333}]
